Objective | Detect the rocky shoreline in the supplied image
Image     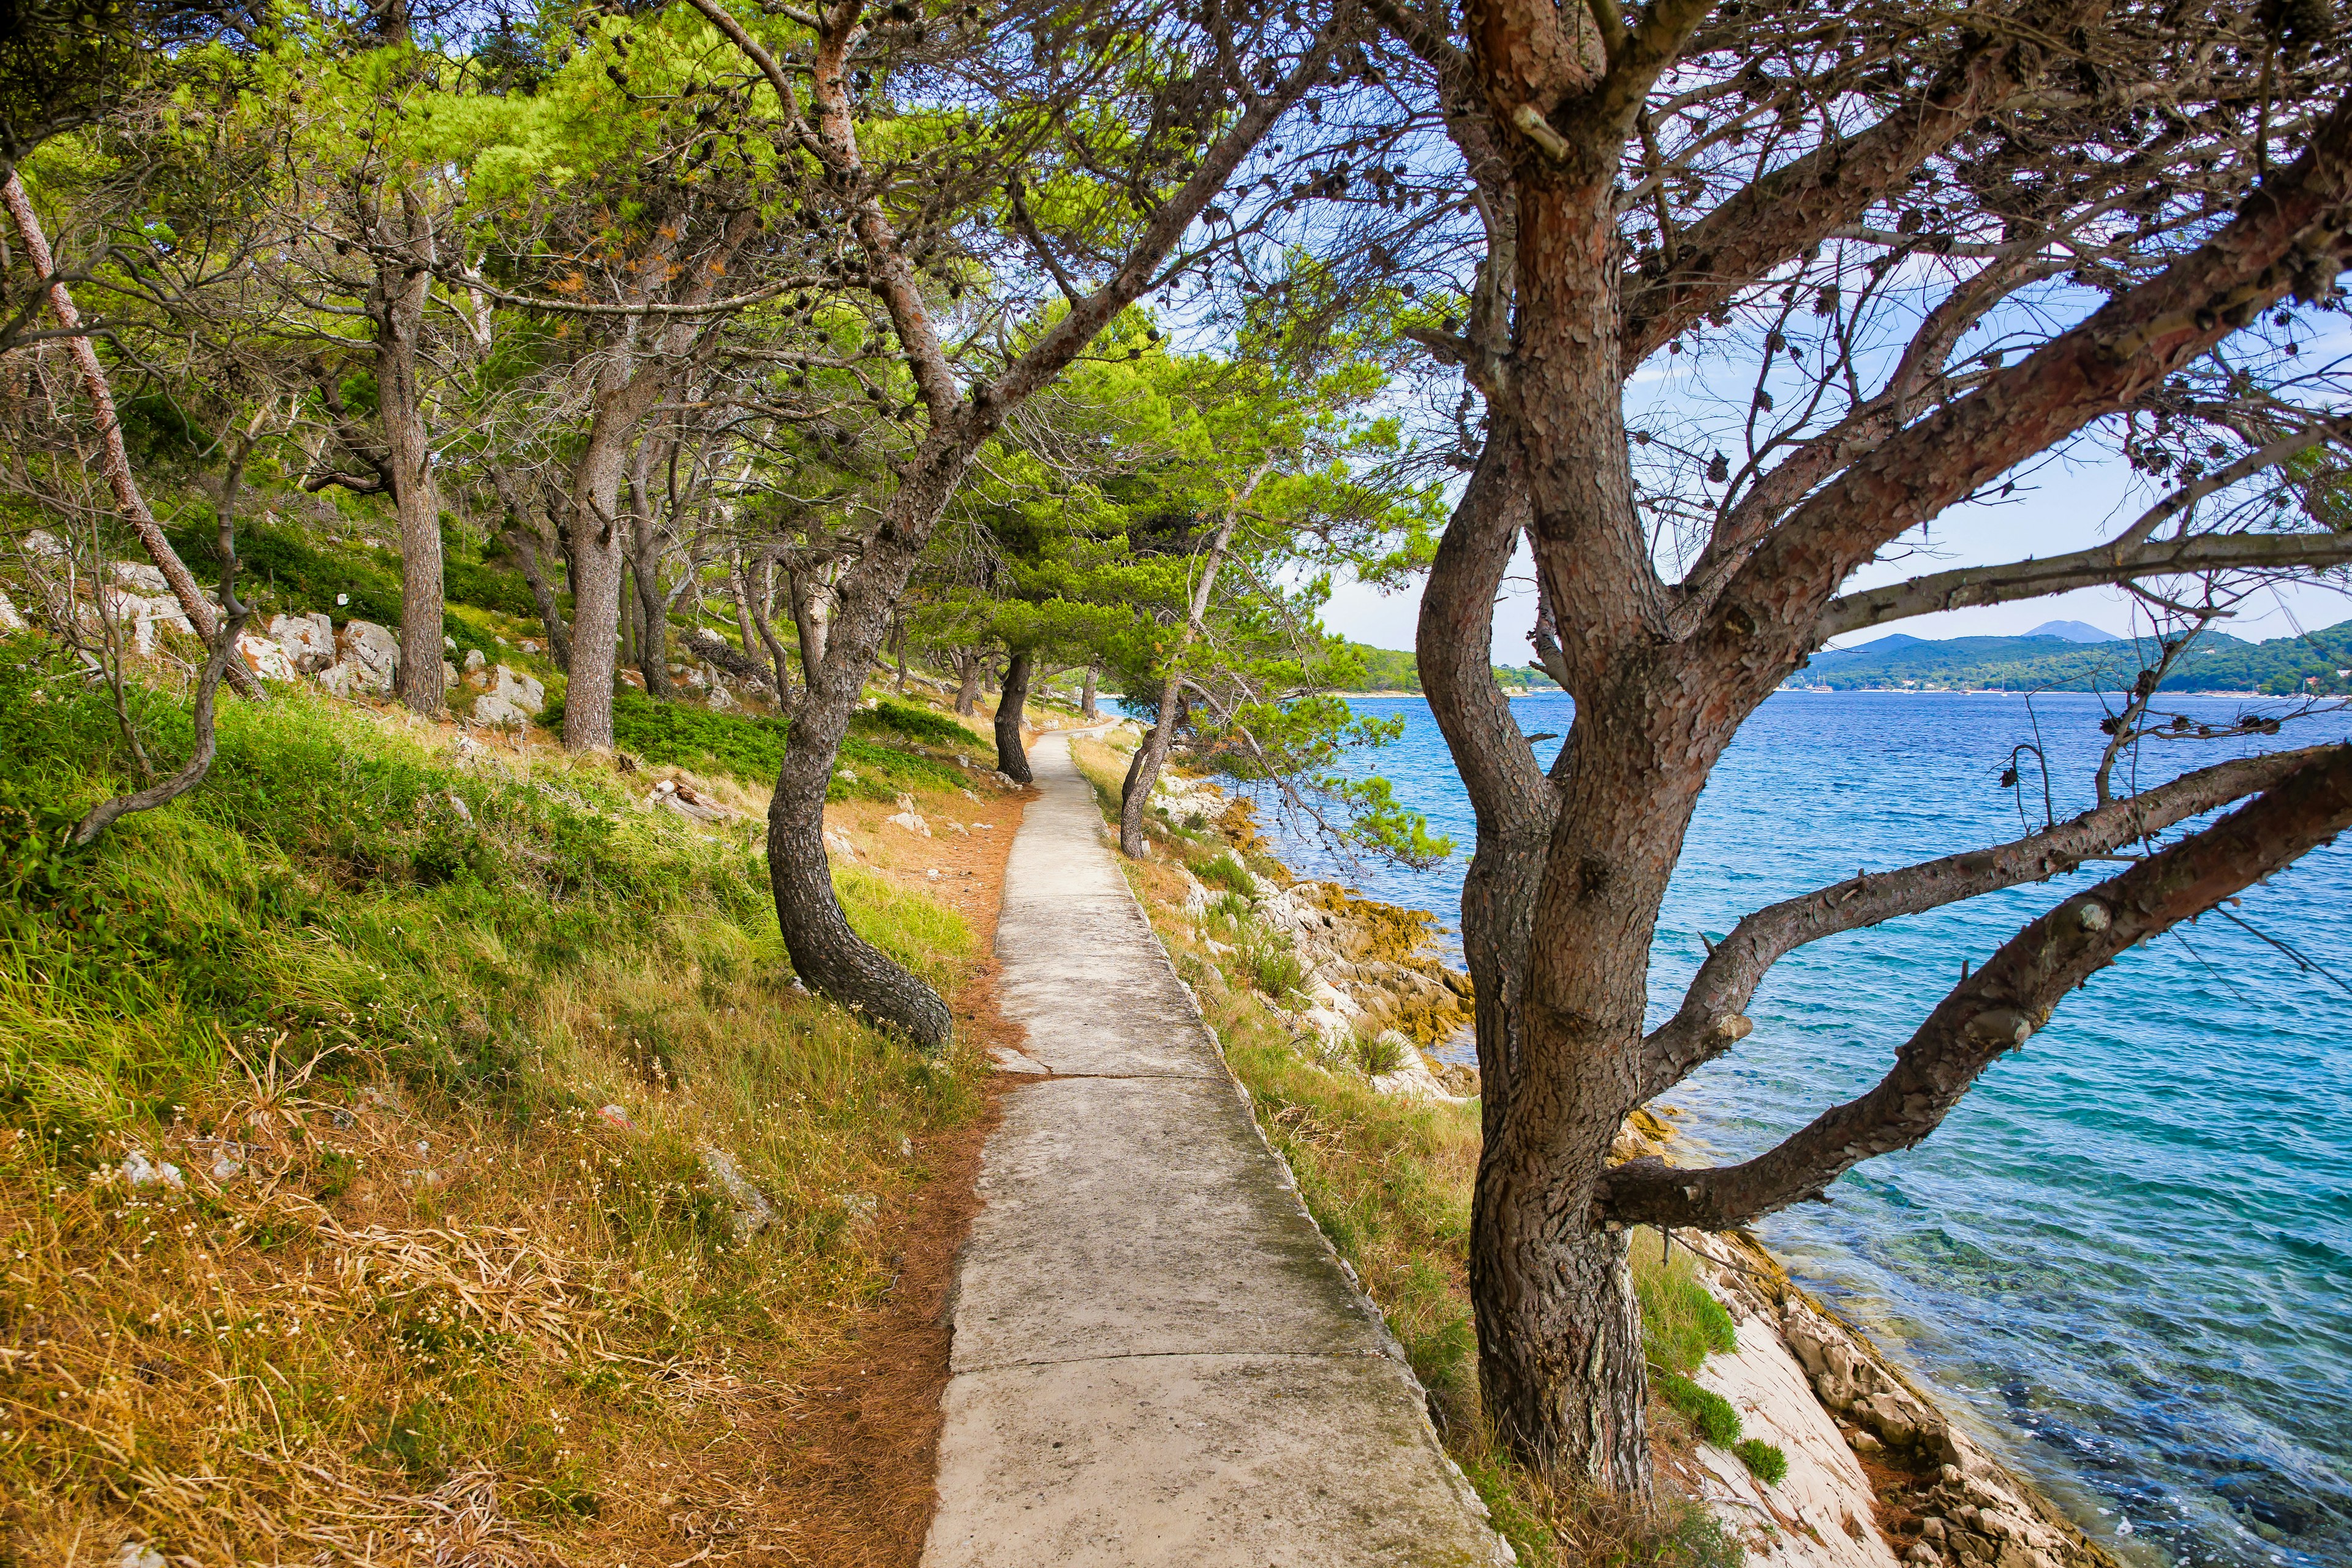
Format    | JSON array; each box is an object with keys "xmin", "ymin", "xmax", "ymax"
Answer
[{"xmin": 1130, "ymin": 757, "xmax": 2119, "ymax": 1568}]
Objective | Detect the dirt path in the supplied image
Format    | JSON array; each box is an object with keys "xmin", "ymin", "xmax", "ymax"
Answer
[{"xmin": 921, "ymin": 733, "xmax": 1510, "ymax": 1567}]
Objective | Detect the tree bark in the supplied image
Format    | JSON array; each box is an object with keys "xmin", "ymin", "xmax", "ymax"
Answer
[
  {"xmin": 1080, "ymin": 664, "xmax": 1098, "ymax": 720},
  {"xmin": 952, "ymin": 648, "xmax": 982, "ymax": 715},
  {"xmin": 0, "ymin": 173, "xmax": 262, "ymax": 700},
  {"xmin": 370, "ymin": 188, "xmax": 445, "ymax": 717},
  {"xmin": 627, "ymin": 489, "xmax": 676, "ymax": 699},
  {"xmin": 993, "ymin": 647, "xmax": 1034, "ymax": 783},
  {"xmin": 1120, "ymin": 677, "xmax": 1179, "ymax": 858},
  {"xmin": 489, "ymin": 467, "xmax": 569, "ymax": 671}
]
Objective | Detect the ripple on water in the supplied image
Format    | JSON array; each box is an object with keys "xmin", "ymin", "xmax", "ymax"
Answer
[{"xmin": 1268, "ymin": 691, "xmax": 2352, "ymax": 1568}]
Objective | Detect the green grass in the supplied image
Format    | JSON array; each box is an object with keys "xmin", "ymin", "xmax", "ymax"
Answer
[
  {"xmin": 538, "ymin": 691, "xmax": 974, "ymax": 803},
  {"xmin": 1635, "ymin": 1239, "xmax": 1740, "ymax": 1374},
  {"xmin": 1658, "ymin": 1373, "xmax": 1743, "ymax": 1447},
  {"xmin": 1735, "ymin": 1438, "xmax": 1788, "ymax": 1485},
  {"xmin": 861, "ymin": 699, "xmax": 976, "ymax": 747},
  {"xmin": 0, "ymin": 633, "xmax": 998, "ymax": 1558},
  {"xmin": 1197, "ymin": 851, "xmax": 1256, "ymax": 895}
]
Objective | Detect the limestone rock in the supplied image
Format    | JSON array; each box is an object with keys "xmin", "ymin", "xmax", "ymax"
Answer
[
  {"xmin": 111, "ymin": 560, "xmax": 169, "ymax": 594},
  {"xmin": 471, "ymin": 665, "xmax": 545, "ymax": 726},
  {"xmin": 653, "ymin": 777, "xmax": 734, "ymax": 822},
  {"xmin": 886, "ymin": 808, "xmax": 931, "ymax": 837},
  {"xmin": 0, "ymin": 587, "xmax": 21, "ymax": 631},
  {"xmin": 118, "ymin": 1150, "xmax": 183, "ymax": 1189},
  {"xmin": 462, "ymin": 647, "xmax": 485, "ymax": 672},
  {"xmin": 236, "ymin": 631, "xmax": 298, "ymax": 682},
  {"xmin": 268, "ymin": 612, "xmax": 336, "ymax": 673},
  {"xmin": 1370, "ymin": 1041, "xmax": 1469, "ymax": 1103},
  {"xmin": 823, "ymin": 825, "xmax": 860, "ymax": 860},
  {"xmin": 324, "ymin": 620, "xmax": 399, "ymax": 696}
]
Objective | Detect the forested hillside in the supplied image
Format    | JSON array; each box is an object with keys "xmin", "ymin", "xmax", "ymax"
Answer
[
  {"xmin": 1791, "ymin": 623, "xmax": 2352, "ymax": 695},
  {"xmin": 1335, "ymin": 641, "xmax": 1561, "ymax": 693}
]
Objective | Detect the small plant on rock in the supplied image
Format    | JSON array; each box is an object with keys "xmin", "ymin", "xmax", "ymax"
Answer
[{"xmin": 1735, "ymin": 1438, "xmax": 1789, "ymax": 1486}]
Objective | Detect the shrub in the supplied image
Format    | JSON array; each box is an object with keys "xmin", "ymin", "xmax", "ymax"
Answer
[
  {"xmin": 1735, "ymin": 1438, "xmax": 1789, "ymax": 1485},
  {"xmin": 1352, "ymin": 1030, "xmax": 1409, "ymax": 1076},
  {"xmin": 1197, "ymin": 851, "xmax": 1255, "ymax": 896},
  {"xmin": 1243, "ymin": 936, "xmax": 1307, "ymax": 1000},
  {"xmin": 859, "ymin": 699, "xmax": 973, "ymax": 747},
  {"xmin": 1658, "ymin": 1372, "xmax": 1742, "ymax": 1447}
]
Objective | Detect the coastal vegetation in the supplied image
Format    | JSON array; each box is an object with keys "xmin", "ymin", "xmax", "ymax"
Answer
[
  {"xmin": 4, "ymin": 0, "xmax": 2351, "ymax": 1546},
  {"xmin": 0, "ymin": 637, "xmax": 1014, "ymax": 1558}
]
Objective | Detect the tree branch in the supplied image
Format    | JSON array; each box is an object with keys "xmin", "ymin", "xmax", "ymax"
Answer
[
  {"xmin": 1639, "ymin": 744, "xmax": 2333, "ymax": 1096},
  {"xmin": 1604, "ymin": 744, "xmax": 2352, "ymax": 1229},
  {"xmin": 1819, "ymin": 530, "xmax": 2352, "ymax": 638}
]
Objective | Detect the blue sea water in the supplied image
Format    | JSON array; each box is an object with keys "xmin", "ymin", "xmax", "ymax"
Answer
[{"xmin": 1266, "ymin": 690, "xmax": 2352, "ymax": 1568}]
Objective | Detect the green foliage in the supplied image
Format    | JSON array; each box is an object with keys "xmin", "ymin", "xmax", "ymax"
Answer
[
  {"xmin": 1243, "ymin": 933, "xmax": 1307, "ymax": 1000},
  {"xmin": 1735, "ymin": 1439, "xmax": 1789, "ymax": 1486},
  {"xmin": 1659, "ymin": 1373, "xmax": 1743, "ymax": 1448},
  {"xmin": 1636, "ymin": 1245, "xmax": 1740, "ymax": 1374},
  {"xmin": 0, "ymin": 636, "xmax": 772, "ymax": 1136},
  {"xmin": 540, "ymin": 690, "xmax": 788, "ymax": 782},
  {"xmin": 1196, "ymin": 851, "xmax": 1256, "ymax": 895},
  {"xmin": 1351, "ymin": 1030, "xmax": 1409, "ymax": 1076},
  {"xmin": 861, "ymin": 699, "xmax": 974, "ymax": 747},
  {"xmin": 1327, "ymin": 641, "xmax": 1559, "ymax": 694}
]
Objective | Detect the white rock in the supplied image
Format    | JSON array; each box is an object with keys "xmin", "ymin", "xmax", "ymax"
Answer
[
  {"xmin": 707, "ymin": 683, "xmax": 738, "ymax": 711},
  {"xmin": 111, "ymin": 560, "xmax": 168, "ymax": 594},
  {"xmin": 698, "ymin": 1146, "xmax": 775, "ymax": 1240},
  {"xmin": 333, "ymin": 620, "xmax": 400, "ymax": 693},
  {"xmin": 886, "ymin": 810, "xmax": 932, "ymax": 837},
  {"xmin": 1370, "ymin": 1041, "xmax": 1469, "ymax": 1103},
  {"xmin": 0, "ymin": 587, "xmax": 22, "ymax": 631},
  {"xmin": 268, "ymin": 612, "xmax": 336, "ymax": 673},
  {"xmin": 23, "ymin": 529, "xmax": 66, "ymax": 560},
  {"xmin": 462, "ymin": 647, "xmax": 486, "ymax": 671},
  {"xmin": 236, "ymin": 631, "xmax": 298, "ymax": 682},
  {"xmin": 114, "ymin": 1541, "xmax": 167, "ymax": 1568},
  {"xmin": 519, "ymin": 638, "xmax": 542, "ymax": 654},
  {"xmin": 471, "ymin": 665, "xmax": 545, "ymax": 727},
  {"xmin": 119, "ymin": 1150, "xmax": 183, "ymax": 1189},
  {"xmin": 441, "ymin": 658, "xmax": 459, "ymax": 689},
  {"xmin": 823, "ymin": 825, "xmax": 861, "ymax": 859}
]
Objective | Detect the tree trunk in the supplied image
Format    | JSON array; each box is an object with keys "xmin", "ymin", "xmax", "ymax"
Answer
[
  {"xmin": 1080, "ymin": 664, "xmax": 1098, "ymax": 720},
  {"xmin": 372, "ymin": 189, "xmax": 445, "ymax": 717},
  {"xmin": 490, "ymin": 468, "xmax": 569, "ymax": 672},
  {"xmin": 626, "ymin": 449, "xmax": 676, "ymax": 701},
  {"xmin": 993, "ymin": 647, "xmax": 1033, "ymax": 783},
  {"xmin": 953, "ymin": 650, "xmax": 982, "ymax": 715},
  {"xmin": 1119, "ymin": 672, "xmax": 1181, "ymax": 858},
  {"xmin": 0, "ymin": 173, "xmax": 263, "ymax": 700},
  {"xmin": 729, "ymin": 554, "xmax": 784, "ymax": 701},
  {"xmin": 763, "ymin": 442, "xmax": 976, "ymax": 1047},
  {"xmin": 1472, "ymin": 1215, "xmax": 1649, "ymax": 1491},
  {"xmin": 562, "ymin": 412, "xmax": 638, "ymax": 750}
]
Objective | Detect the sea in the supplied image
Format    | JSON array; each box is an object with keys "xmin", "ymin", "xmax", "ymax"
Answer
[{"xmin": 1264, "ymin": 689, "xmax": 2352, "ymax": 1568}]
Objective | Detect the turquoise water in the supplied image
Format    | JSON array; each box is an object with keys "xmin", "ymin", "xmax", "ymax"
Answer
[{"xmin": 1268, "ymin": 691, "xmax": 2352, "ymax": 1568}]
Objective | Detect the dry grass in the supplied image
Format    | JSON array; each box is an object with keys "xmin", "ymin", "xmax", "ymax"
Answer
[{"xmin": 0, "ymin": 662, "xmax": 1020, "ymax": 1565}]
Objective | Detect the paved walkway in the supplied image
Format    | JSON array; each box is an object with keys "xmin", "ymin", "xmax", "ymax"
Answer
[{"xmin": 922, "ymin": 733, "xmax": 1509, "ymax": 1567}]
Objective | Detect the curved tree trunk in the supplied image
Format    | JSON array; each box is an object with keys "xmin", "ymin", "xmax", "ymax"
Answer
[
  {"xmin": 768, "ymin": 688, "xmax": 954, "ymax": 1045},
  {"xmin": 627, "ymin": 450, "xmax": 676, "ymax": 701},
  {"xmin": 1118, "ymin": 673, "xmax": 1181, "ymax": 858},
  {"xmin": 562, "ymin": 421, "xmax": 633, "ymax": 750},
  {"xmin": 763, "ymin": 442, "xmax": 977, "ymax": 1047},
  {"xmin": 993, "ymin": 647, "xmax": 1034, "ymax": 782},
  {"xmin": 1080, "ymin": 664, "xmax": 1098, "ymax": 720},
  {"xmin": 0, "ymin": 173, "xmax": 263, "ymax": 701}
]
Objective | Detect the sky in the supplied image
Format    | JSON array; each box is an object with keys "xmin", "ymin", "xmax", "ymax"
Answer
[{"xmin": 1321, "ymin": 424, "xmax": 2352, "ymax": 662}]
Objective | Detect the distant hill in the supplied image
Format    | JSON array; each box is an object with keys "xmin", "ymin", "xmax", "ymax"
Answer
[
  {"xmin": 2024, "ymin": 619, "xmax": 2120, "ymax": 643},
  {"xmin": 1790, "ymin": 621, "xmax": 2352, "ymax": 695},
  {"xmin": 1336, "ymin": 641, "xmax": 1561, "ymax": 693}
]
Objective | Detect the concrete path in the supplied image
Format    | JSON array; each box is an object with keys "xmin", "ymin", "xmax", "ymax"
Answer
[{"xmin": 922, "ymin": 733, "xmax": 1509, "ymax": 1568}]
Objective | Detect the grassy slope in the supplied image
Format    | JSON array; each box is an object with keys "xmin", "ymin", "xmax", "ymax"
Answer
[
  {"xmin": 1069, "ymin": 734, "xmax": 1749, "ymax": 1568},
  {"xmin": 0, "ymin": 640, "xmax": 1001, "ymax": 1563}
]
